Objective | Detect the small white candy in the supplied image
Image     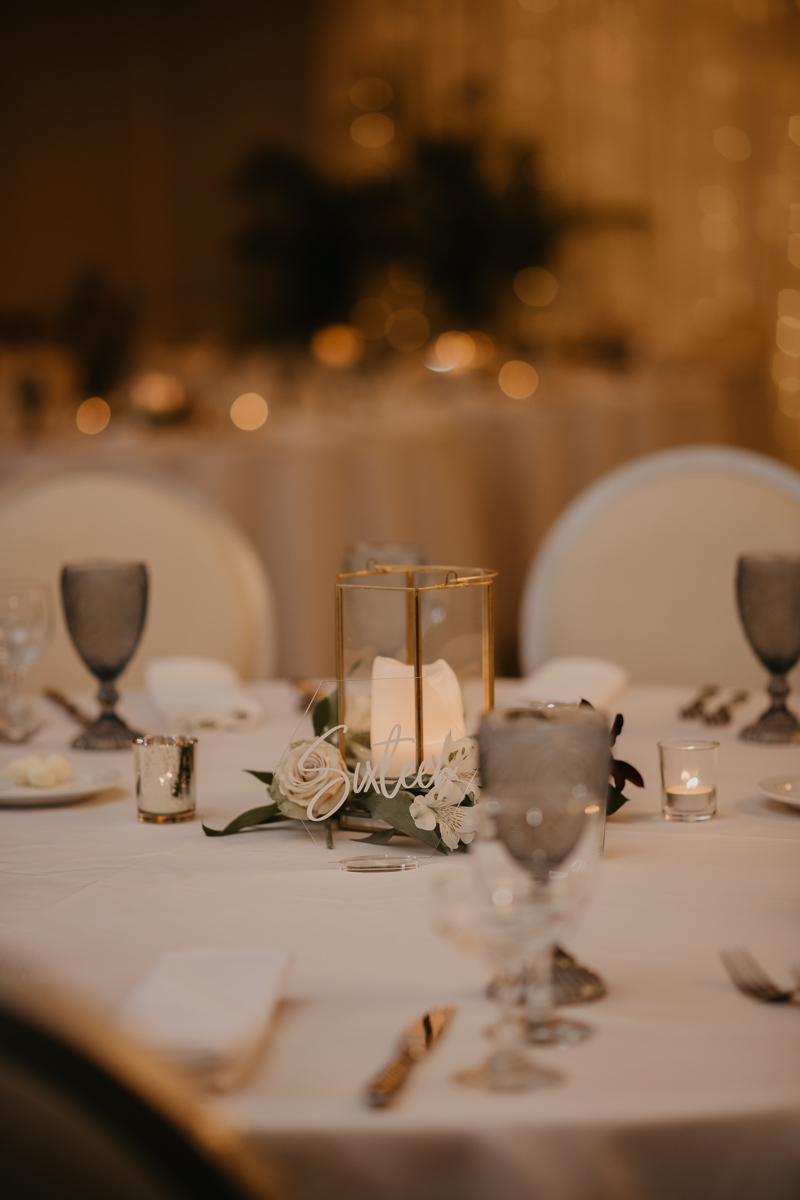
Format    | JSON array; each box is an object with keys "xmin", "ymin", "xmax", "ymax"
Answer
[
  {"xmin": 7, "ymin": 756, "xmax": 43, "ymax": 786},
  {"xmin": 43, "ymin": 754, "xmax": 71, "ymax": 784},
  {"xmin": 29, "ymin": 762, "xmax": 60, "ymax": 788}
]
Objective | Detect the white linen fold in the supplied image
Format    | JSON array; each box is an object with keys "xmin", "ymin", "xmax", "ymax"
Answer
[
  {"xmin": 145, "ymin": 656, "xmax": 261, "ymax": 731},
  {"xmin": 518, "ymin": 656, "xmax": 629, "ymax": 711},
  {"xmin": 118, "ymin": 947, "xmax": 288, "ymax": 1091}
]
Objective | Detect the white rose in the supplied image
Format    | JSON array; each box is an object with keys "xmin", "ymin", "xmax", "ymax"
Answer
[{"xmin": 272, "ymin": 738, "xmax": 349, "ymax": 821}]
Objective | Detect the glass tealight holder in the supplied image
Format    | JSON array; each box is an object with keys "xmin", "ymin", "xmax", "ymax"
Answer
[
  {"xmin": 658, "ymin": 739, "xmax": 718, "ymax": 822},
  {"xmin": 133, "ymin": 735, "xmax": 197, "ymax": 823}
]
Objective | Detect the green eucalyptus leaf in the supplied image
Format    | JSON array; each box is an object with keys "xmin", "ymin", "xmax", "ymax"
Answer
[
  {"xmin": 362, "ymin": 789, "xmax": 446, "ymax": 853},
  {"xmin": 606, "ymin": 783, "xmax": 630, "ymax": 817},
  {"xmin": 351, "ymin": 828, "xmax": 396, "ymax": 845},
  {"xmin": 313, "ymin": 689, "xmax": 339, "ymax": 739},
  {"xmin": 202, "ymin": 803, "xmax": 291, "ymax": 837},
  {"xmin": 245, "ymin": 770, "xmax": 274, "ymax": 785}
]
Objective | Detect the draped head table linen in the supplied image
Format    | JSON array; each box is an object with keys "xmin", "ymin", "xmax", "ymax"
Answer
[{"xmin": 1, "ymin": 681, "xmax": 799, "ymax": 1200}]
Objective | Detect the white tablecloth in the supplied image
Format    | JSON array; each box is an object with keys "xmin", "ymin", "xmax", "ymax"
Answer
[{"xmin": 2, "ymin": 682, "xmax": 799, "ymax": 1200}]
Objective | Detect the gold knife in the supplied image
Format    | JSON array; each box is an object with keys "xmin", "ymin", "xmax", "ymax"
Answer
[{"xmin": 364, "ymin": 1006, "xmax": 456, "ymax": 1108}]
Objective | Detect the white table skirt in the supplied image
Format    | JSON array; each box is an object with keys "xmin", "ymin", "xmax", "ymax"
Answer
[{"xmin": 1, "ymin": 682, "xmax": 799, "ymax": 1200}]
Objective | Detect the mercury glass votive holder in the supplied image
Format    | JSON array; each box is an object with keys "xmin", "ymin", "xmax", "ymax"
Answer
[
  {"xmin": 658, "ymin": 739, "xmax": 718, "ymax": 822},
  {"xmin": 133, "ymin": 735, "xmax": 197, "ymax": 823}
]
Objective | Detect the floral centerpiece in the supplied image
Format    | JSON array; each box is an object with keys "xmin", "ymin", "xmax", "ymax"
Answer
[{"xmin": 203, "ymin": 692, "xmax": 643, "ymax": 851}]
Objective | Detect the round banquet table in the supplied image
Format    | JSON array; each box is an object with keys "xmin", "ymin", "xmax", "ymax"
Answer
[{"xmin": 1, "ymin": 681, "xmax": 799, "ymax": 1200}]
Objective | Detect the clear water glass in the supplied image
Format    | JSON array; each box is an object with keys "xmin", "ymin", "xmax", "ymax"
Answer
[
  {"xmin": 429, "ymin": 862, "xmax": 562, "ymax": 1092},
  {"xmin": 0, "ymin": 581, "xmax": 53, "ymax": 738},
  {"xmin": 658, "ymin": 739, "xmax": 718, "ymax": 821}
]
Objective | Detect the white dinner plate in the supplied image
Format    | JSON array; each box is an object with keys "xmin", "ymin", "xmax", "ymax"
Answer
[
  {"xmin": 757, "ymin": 776, "xmax": 800, "ymax": 810},
  {"xmin": 0, "ymin": 768, "xmax": 121, "ymax": 808}
]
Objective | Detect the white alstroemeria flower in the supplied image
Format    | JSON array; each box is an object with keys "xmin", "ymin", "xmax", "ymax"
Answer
[
  {"xmin": 434, "ymin": 732, "xmax": 480, "ymax": 800},
  {"xmin": 409, "ymin": 775, "xmax": 480, "ymax": 850}
]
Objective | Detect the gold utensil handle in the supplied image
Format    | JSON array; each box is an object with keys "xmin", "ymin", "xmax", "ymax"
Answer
[{"xmin": 364, "ymin": 1050, "xmax": 414, "ymax": 1107}]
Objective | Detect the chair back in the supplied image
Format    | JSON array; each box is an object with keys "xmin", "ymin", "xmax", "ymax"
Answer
[
  {"xmin": 0, "ymin": 468, "xmax": 277, "ymax": 690},
  {"xmin": 520, "ymin": 446, "xmax": 800, "ymax": 685},
  {"xmin": 0, "ymin": 958, "xmax": 277, "ymax": 1200}
]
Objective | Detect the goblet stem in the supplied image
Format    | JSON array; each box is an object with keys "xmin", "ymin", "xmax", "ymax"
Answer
[
  {"xmin": 98, "ymin": 680, "xmax": 119, "ymax": 712},
  {"xmin": 71, "ymin": 678, "xmax": 143, "ymax": 751},
  {"xmin": 740, "ymin": 673, "xmax": 800, "ymax": 743},
  {"xmin": 455, "ymin": 962, "xmax": 562, "ymax": 1093},
  {"xmin": 1, "ymin": 667, "xmax": 20, "ymax": 735},
  {"xmin": 524, "ymin": 941, "xmax": 593, "ymax": 1047}
]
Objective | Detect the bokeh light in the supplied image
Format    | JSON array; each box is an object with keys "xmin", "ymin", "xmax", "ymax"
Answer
[
  {"xmin": 76, "ymin": 397, "xmax": 110, "ymax": 434},
  {"xmin": 713, "ymin": 126, "xmax": 751, "ymax": 161},
  {"xmin": 498, "ymin": 361, "xmax": 539, "ymax": 399},
  {"xmin": 514, "ymin": 266, "xmax": 559, "ymax": 307},
  {"xmin": 230, "ymin": 392, "xmax": 268, "ymax": 430},
  {"xmin": 385, "ymin": 309, "xmax": 430, "ymax": 351},
  {"xmin": 779, "ymin": 289, "xmax": 800, "ymax": 320},
  {"xmin": 130, "ymin": 371, "xmax": 185, "ymax": 415},
  {"xmin": 698, "ymin": 185, "xmax": 736, "ymax": 217},
  {"xmin": 436, "ymin": 331, "xmax": 476, "ymax": 369},
  {"xmin": 701, "ymin": 215, "xmax": 738, "ymax": 252},
  {"xmin": 350, "ymin": 113, "xmax": 395, "ymax": 148},
  {"xmin": 349, "ymin": 78, "xmax": 393, "ymax": 111},
  {"xmin": 310, "ymin": 324, "xmax": 365, "ymax": 366},
  {"xmin": 777, "ymin": 317, "xmax": 800, "ymax": 357},
  {"xmin": 350, "ymin": 298, "xmax": 390, "ymax": 339}
]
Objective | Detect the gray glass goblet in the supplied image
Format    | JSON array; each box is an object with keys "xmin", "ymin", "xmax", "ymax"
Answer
[
  {"xmin": 479, "ymin": 703, "xmax": 609, "ymax": 1048},
  {"xmin": 736, "ymin": 554, "xmax": 800, "ymax": 743},
  {"xmin": 61, "ymin": 561, "xmax": 148, "ymax": 749}
]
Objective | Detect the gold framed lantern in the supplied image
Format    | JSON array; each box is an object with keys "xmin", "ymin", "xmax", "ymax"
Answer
[{"xmin": 335, "ymin": 566, "xmax": 496, "ymax": 798}]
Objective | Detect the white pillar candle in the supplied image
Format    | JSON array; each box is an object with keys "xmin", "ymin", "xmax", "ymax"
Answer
[{"xmin": 369, "ymin": 656, "xmax": 465, "ymax": 775}]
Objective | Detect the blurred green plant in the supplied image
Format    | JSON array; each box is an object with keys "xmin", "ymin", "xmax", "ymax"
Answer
[{"xmin": 230, "ymin": 138, "xmax": 568, "ymax": 346}]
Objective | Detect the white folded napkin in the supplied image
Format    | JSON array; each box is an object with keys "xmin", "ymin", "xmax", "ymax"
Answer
[
  {"xmin": 145, "ymin": 656, "xmax": 261, "ymax": 731},
  {"xmin": 118, "ymin": 947, "xmax": 288, "ymax": 1091},
  {"xmin": 518, "ymin": 656, "xmax": 629, "ymax": 711}
]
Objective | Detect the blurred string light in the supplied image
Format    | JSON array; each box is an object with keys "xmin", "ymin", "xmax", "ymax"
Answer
[
  {"xmin": 432, "ymin": 332, "xmax": 476, "ymax": 370},
  {"xmin": 350, "ymin": 113, "xmax": 394, "ymax": 148},
  {"xmin": 76, "ymin": 397, "xmax": 110, "ymax": 434},
  {"xmin": 310, "ymin": 324, "xmax": 365, "ymax": 367},
  {"xmin": 349, "ymin": 78, "xmax": 393, "ymax": 111},
  {"xmin": 129, "ymin": 371, "xmax": 185, "ymax": 416},
  {"xmin": 230, "ymin": 392, "xmax": 268, "ymax": 430},
  {"xmin": 713, "ymin": 126, "xmax": 752, "ymax": 161},
  {"xmin": 514, "ymin": 267, "xmax": 559, "ymax": 307},
  {"xmin": 426, "ymin": 331, "xmax": 495, "ymax": 373},
  {"xmin": 498, "ymin": 361, "xmax": 539, "ymax": 399}
]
